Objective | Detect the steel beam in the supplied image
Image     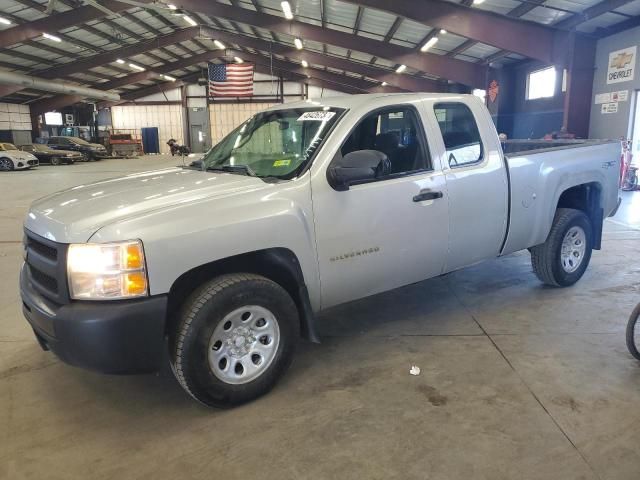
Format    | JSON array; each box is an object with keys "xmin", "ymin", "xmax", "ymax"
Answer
[
  {"xmin": 339, "ymin": 0, "xmax": 569, "ymax": 64},
  {"xmin": 100, "ymin": 63, "xmax": 364, "ymax": 109},
  {"xmin": 199, "ymin": 27, "xmax": 445, "ymax": 92},
  {"xmin": 173, "ymin": 0, "xmax": 485, "ymax": 87},
  {"xmin": 0, "ymin": 0, "xmax": 148, "ymax": 49},
  {"xmin": 555, "ymin": 0, "xmax": 635, "ymax": 30},
  {"xmin": 37, "ymin": 48, "xmax": 376, "ymax": 111}
]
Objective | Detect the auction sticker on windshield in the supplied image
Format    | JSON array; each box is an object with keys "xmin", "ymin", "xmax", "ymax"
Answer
[{"xmin": 297, "ymin": 111, "xmax": 336, "ymax": 121}]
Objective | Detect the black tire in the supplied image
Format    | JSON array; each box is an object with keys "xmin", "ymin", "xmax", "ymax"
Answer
[
  {"xmin": 50, "ymin": 156, "xmax": 61, "ymax": 166},
  {"xmin": 626, "ymin": 303, "xmax": 640, "ymax": 361},
  {"xmin": 170, "ymin": 273, "xmax": 299, "ymax": 407},
  {"xmin": 530, "ymin": 208, "xmax": 593, "ymax": 287},
  {"xmin": 81, "ymin": 152, "xmax": 90, "ymax": 162}
]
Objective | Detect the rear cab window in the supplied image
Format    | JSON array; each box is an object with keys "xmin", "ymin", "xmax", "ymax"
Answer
[{"xmin": 433, "ymin": 102, "xmax": 483, "ymax": 168}]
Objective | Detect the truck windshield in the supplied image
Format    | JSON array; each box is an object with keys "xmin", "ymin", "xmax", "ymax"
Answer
[{"xmin": 202, "ymin": 107, "xmax": 344, "ymax": 179}]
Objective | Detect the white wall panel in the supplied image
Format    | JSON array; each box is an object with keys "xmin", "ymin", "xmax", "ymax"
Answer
[
  {"xmin": 307, "ymin": 86, "xmax": 348, "ymax": 98},
  {"xmin": 209, "ymin": 102, "xmax": 277, "ymax": 144},
  {"xmin": 0, "ymin": 102, "xmax": 31, "ymax": 130},
  {"xmin": 111, "ymin": 105, "xmax": 184, "ymax": 153}
]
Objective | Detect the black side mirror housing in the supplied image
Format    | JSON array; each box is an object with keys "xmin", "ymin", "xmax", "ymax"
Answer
[{"xmin": 328, "ymin": 150, "xmax": 390, "ymax": 191}]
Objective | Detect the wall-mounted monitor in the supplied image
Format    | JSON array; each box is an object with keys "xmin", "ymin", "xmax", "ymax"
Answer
[{"xmin": 44, "ymin": 111, "xmax": 63, "ymax": 126}]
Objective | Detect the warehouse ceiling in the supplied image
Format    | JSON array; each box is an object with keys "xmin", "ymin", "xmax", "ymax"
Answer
[{"xmin": 0, "ymin": 0, "xmax": 639, "ymax": 107}]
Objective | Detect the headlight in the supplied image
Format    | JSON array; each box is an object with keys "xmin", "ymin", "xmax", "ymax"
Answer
[{"xmin": 67, "ymin": 240, "xmax": 148, "ymax": 300}]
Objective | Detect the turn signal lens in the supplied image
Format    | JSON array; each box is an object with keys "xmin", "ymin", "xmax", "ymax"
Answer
[
  {"xmin": 125, "ymin": 244, "xmax": 143, "ymax": 269},
  {"xmin": 125, "ymin": 272, "xmax": 147, "ymax": 296}
]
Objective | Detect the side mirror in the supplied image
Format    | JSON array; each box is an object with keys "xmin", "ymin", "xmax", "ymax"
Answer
[{"xmin": 328, "ymin": 150, "xmax": 391, "ymax": 191}]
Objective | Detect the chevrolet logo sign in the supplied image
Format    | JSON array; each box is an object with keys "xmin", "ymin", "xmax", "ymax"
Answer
[{"xmin": 610, "ymin": 52, "xmax": 633, "ymax": 69}]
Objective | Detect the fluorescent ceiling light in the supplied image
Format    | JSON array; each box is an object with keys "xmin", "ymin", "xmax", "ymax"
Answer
[
  {"xmin": 473, "ymin": 0, "xmax": 485, "ymax": 4},
  {"xmin": 0, "ymin": 16, "xmax": 12, "ymax": 25},
  {"xmin": 129, "ymin": 63, "xmax": 145, "ymax": 71},
  {"xmin": 281, "ymin": 1, "xmax": 293, "ymax": 20},
  {"xmin": 440, "ymin": 29, "xmax": 447, "ymax": 34},
  {"xmin": 116, "ymin": 58, "xmax": 125, "ymax": 64},
  {"xmin": 294, "ymin": 38, "xmax": 303, "ymax": 50},
  {"xmin": 420, "ymin": 37, "xmax": 438, "ymax": 52},
  {"xmin": 395, "ymin": 64, "xmax": 406, "ymax": 74},
  {"xmin": 381, "ymin": 81, "xmax": 388, "ymax": 86},
  {"xmin": 183, "ymin": 15, "xmax": 197, "ymax": 26},
  {"xmin": 162, "ymin": 74, "xmax": 176, "ymax": 81},
  {"xmin": 214, "ymin": 40, "xmax": 226, "ymax": 49},
  {"xmin": 42, "ymin": 33, "xmax": 62, "ymax": 43},
  {"xmin": 234, "ymin": 57, "xmax": 243, "ymax": 63},
  {"xmin": 301, "ymin": 60, "xmax": 309, "ymax": 68}
]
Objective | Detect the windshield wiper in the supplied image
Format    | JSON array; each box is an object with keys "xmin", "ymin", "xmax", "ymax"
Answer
[{"xmin": 207, "ymin": 164, "xmax": 257, "ymax": 177}]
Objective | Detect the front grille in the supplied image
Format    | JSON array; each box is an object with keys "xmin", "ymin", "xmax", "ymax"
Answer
[
  {"xmin": 27, "ymin": 160, "xmax": 38, "ymax": 165},
  {"xmin": 24, "ymin": 229, "xmax": 69, "ymax": 304},
  {"xmin": 27, "ymin": 237, "xmax": 57, "ymax": 261},
  {"xmin": 29, "ymin": 266, "xmax": 58, "ymax": 292}
]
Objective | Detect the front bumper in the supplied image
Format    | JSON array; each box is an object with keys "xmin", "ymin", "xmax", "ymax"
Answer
[
  {"xmin": 20, "ymin": 264, "xmax": 168, "ymax": 374},
  {"xmin": 15, "ymin": 159, "xmax": 38, "ymax": 169},
  {"xmin": 88, "ymin": 150, "xmax": 110, "ymax": 160}
]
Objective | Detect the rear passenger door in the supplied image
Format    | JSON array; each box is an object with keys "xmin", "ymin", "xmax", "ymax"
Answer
[
  {"xmin": 312, "ymin": 104, "xmax": 449, "ymax": 309},
  {"xmin": 432, "ymin": 101, "xmax": 509, "ymax": 271}
]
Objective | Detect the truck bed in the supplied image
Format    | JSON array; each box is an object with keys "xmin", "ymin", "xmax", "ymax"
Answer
[{"xmin": 502, "ymin": 139, "xmax": 617, "ymax": 156}]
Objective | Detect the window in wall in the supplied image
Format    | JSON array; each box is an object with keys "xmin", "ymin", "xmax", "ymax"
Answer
[
  {"xmin": 434, "ymin": 102, "xmax": 483, "ymax": 168},
  {"xmin": 472, "ymin": 89, "xmax": 487, "ymax": 102},
  {"xmin": 341, "ymin": 107, "xmax": 430, "ymax": 175},
  {"xmin": 527, "ymin": 66, "xmax": 556, "ymax": 100}
]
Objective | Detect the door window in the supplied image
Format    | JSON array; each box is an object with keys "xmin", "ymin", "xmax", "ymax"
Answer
[
  {"xmin": 340, "ymin": 107, "xmax": 430, "ymax": 175},
  {"xmin": 434, "ymin": 103, "xmax": 483, "ymax": 168}
]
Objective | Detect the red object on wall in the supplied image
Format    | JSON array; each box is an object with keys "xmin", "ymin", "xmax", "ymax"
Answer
[{"xmin": 488, "ymin": 80, "xmax": 499, "ymax": 103}]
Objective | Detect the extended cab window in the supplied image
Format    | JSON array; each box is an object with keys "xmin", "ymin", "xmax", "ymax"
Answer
[
  {"xmin": 341, "ymin": 107, "xmax": 430, "ymax": 175},
  {"xmin": 434, "ymin": 103, "xmax": 483, "ymax": 168}
]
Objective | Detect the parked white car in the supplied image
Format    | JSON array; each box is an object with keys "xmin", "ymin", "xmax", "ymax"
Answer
[
  {"xmin": 0, "ymin": 142, "xmax": 39, "ymax": 170},
  {"xmin": 21, "ymin": 93, "xmax": 621, "ymax": 407}
]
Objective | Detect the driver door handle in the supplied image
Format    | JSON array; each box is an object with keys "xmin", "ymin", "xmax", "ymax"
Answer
[{"xmin": 413, "ymin": 189, "xmax": 443, "ymax": 202}]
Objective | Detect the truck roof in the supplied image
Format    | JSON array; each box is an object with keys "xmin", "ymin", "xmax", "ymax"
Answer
[{"xmin": 267, "ymin": 92, "xmax": 474, "ymax": 111}]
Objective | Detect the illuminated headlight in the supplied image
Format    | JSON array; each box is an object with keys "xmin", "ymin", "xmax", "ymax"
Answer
[{"xmin": 67, "ymin": 240, "xmax": 148, "ymax": 300}]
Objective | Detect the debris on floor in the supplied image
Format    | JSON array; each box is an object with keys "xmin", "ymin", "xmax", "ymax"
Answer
[{"xmin": 409, "ymin": 365, "xmax": 421, "ymax": 376}]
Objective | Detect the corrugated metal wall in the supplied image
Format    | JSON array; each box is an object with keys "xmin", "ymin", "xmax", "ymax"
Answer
[
  {"xmin": 0, "ymin": 102, "xmax": 31, "ymax": 131},
  {"xmin": 209, "ymin": 102, "xmax": 277, "ymax": 145},
  {"xmin": 111, "ymin": 105, "xmax": 184, "ymax": 154}
]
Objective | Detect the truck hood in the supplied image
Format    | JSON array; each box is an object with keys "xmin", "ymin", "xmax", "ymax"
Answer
[{"xmin": 25, "ymin": 167, "xmax": 269, "ymax": 243}]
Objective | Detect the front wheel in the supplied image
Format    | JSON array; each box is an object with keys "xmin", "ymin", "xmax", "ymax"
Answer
[
  {"xmin": 50, "ymin": 156, "xmax": 61, "ymax": 166},
  {"xmin": 0, "ymin": 157, "xmax": 13, "ymax": 171},
  {"xmin": 170, "ymin": 273, "xmax": 299, "ymax": 407},
  {"xmin": 530, "ymin": 208, "xmax": 593, "ymax": 287},
  {"xmin": 626, "ymin": 304, "xmax": 640, "ymax": 361}
]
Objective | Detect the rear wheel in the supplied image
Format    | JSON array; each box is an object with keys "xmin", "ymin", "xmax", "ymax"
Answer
[
  {"xmin": 170, "ymin": 273, "xmax": 298, "ymax": 407},
  {"xmin": 0, "ymin": 157, "xmax": 14, "ymax": 171},
  {"xmin": 530, "ymin": 208, "xmax": 593, "ymax": 287}
]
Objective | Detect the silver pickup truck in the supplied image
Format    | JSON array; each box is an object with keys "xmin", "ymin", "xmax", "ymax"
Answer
[{"xmin": 20, "ymin": 93, "xmax": 620, "ymax": 407}]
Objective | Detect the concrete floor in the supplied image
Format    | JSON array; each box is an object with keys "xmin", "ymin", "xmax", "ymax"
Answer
[{"xmin": 1, "ymin": 156, "xmax": 640, "ymax": 479}]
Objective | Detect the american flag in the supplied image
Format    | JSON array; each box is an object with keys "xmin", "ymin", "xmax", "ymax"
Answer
[{"xmin": 208, "ymin": 62, "xmax": 254, "ymax": 97}]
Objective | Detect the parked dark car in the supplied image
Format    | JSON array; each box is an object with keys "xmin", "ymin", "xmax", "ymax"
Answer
[
  {"xmin": 46, "ymin": 136, "xmax": 109, "ymax": 161},
  {"xmin": 19, "ymin": 144, "xmax": 82, "ymax": 165}
]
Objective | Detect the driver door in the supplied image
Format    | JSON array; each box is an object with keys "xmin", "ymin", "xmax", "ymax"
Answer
[{"xmin": 311, "ymin": 104, "xmax": 449, "ymax": 309}]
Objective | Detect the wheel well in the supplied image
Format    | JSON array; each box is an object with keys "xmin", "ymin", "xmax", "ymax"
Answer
[
  {"xmin": 557, "ymin": 182, "xmax": 603, "ymax": 249},
  {"xmin": 165, "ymin": 248, "xmax": 318, "ymax": 342}
]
